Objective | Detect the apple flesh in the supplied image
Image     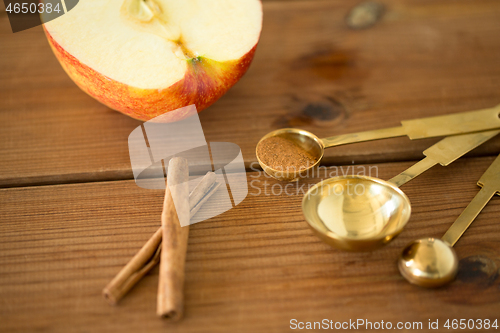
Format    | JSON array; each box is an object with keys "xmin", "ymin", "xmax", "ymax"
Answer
[{"xmin": 43, "ymin": 0, "xmax": 262, "ymax": 122}]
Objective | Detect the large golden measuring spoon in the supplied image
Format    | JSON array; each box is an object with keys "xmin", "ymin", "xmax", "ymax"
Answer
[
  {"xmin": 301, "ymin": 130, "xmax": 500, "ymax": 252},
  {"xmin": 256, "ymin": 105, "xmax": 500, "ymax": 181},
  {"xmin": 399, "ymin": 153, "xmax": 500, "ymax": 287}
]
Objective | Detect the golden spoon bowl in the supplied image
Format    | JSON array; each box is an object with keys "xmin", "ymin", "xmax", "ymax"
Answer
[
  {"xmin": 398, "ymin": 238, "xmax": 459, "ymax": 288},
  {"xmin": 302, "ymin": 176, "xmax": 412, "ymax": 251},
  {"xmin": 256, "ymin": 128, "xmax": 323, "ymax": 182}
]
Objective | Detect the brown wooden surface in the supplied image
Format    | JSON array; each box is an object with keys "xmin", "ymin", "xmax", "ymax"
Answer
[
  {"xmin": 1, "ymin": 157, "xmax": 500, "ymax": 333},
  {"xmin": 1, "ymin": 0, "xmax": 500, "ymax": 332},
  {"xmin": 1, "ymin": 0, "xmax": 500, "ymax": 187}
]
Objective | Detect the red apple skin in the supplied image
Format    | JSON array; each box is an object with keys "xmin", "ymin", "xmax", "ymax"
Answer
[{"xmin": 44, "ymin": 27, "xmax": 258, "ymax": 122}]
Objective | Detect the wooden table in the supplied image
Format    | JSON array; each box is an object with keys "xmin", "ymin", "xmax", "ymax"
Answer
[{"xmin": 1, "ymin": 0, "xmax": 500, "ymax": 332}]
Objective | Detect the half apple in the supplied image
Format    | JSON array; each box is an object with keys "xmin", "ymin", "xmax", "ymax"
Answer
[{"xmin": 43, "ymin": 0, "xmax": 263, "ymax": 121}]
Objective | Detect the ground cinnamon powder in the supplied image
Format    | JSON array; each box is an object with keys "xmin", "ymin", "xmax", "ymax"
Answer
[{"xmin": 257, "ymin": 136, "xmax": 318, "ymax": 171}]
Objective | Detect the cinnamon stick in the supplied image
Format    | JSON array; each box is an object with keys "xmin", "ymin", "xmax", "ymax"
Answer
[
  {"xmin": 103, "ymin": 227, "xmax": 162, "ymax": 305},
  {"xmin": 103, "ymin": 171, "xmax": 218, "ymax": 305},
  {"xmin": 157, "ymin": 157, "xmax": 189, "ymax": 320}
]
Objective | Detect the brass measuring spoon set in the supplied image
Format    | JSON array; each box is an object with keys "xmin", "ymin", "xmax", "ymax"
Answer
[{"xmin": 256, "ymin": 104, "xmax": 500, "ymax": 287}]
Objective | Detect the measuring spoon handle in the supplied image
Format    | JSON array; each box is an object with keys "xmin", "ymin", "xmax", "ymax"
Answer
[
  {"xmin": 321, "ymin": 105, "xmax": 500, "ymax": 149},
  {"xmin": 388, "ymin": 157, "xmax": 437, "ymax": 188},
  {"xmin": 388, "ymin": 130, "xmax": 499, "ymax": 188},
  {"xmin": 441, "ymin": 185, "xmax": 497, "ymax": 247},
  {"xmin": 321, "ymin": 126, "xmax": 406, "ymax": 148},
  {"xmin": 442, "ymin": 154, "xmax": 500, "ymax": 246}
]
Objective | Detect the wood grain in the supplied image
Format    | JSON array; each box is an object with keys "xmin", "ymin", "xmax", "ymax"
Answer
[
  {"xmin": 1, "ymin": 1, "xmax": 500, "ymax": 331},
  {"xmin": 1, "ymin": 157, "xmax": 499, "ymax": 333},
  {"xmin": 1, "ymin": 0, "xmax": 500, "ymax": 187}
]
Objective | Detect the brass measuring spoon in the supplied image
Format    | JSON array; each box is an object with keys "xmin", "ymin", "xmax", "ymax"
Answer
[
  {"xmin": 399, "ymin": 153, "xmax": 500, "ymax": 287},
  {"xmin": 256, "ymin": 105, "xmax": 500, "ymax": 181},
  {"xmin": 301, "ymin": 130, "xmax": 500, "ymax": 252}
]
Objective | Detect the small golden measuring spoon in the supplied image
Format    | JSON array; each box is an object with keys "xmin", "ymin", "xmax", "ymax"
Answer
[
  {"xmin": 399, "ymin": 153, "xmax": 500, "ymax": 287},
  {"xmin": 256, "ymin": 105, "xmax": 500, "ymax": 181},
  {"xmin": 301, "ymin": 130, "xmax": 500, "ymax": 252}
]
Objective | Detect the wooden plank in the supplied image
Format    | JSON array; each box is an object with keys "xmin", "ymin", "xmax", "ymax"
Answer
[
  {"xmin": 1, "ymin": 0, "xmax": 500, "ymax": 187},
  {"xmin": 0, "ymin": 156, "xmax": 499, "ymax": 332}
]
